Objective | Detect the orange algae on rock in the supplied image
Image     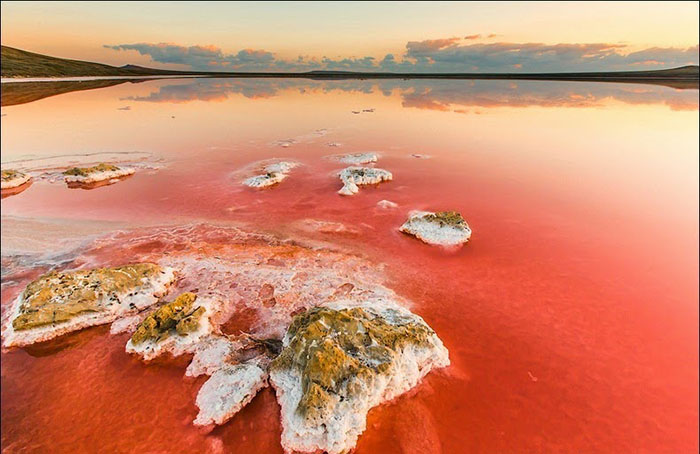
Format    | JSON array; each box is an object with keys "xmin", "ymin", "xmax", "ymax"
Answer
[{"xmin": 12, "ymin": 263, "xmax": 167, "ymax": 331}]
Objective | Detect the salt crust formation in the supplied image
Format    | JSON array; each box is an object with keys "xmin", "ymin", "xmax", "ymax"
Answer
[
  {"xmin": 244, "ymin": 161, "xmax": 298, "ymax": 188},
  {"xmin": 2, "ymin": 224, "xmax": 450, "ymax": 453},
  {"xmin": 338, "ymin": 166, "xmax": 392, "ymax": 196},
  {"xmin": 335, "ymin": 152, "xmax": 378, "ymax": 165},
  {"xmin": 2, "ymin": 263, "xmax": 176, "ymax": 347},
  {"xmin": 1, "ymin": 169, "xmax": 31, "ymax": 189},
  {"xmin": 63, "ymin": 163, "xmax": 135, "ymax": 184},
  {"xmin": 400, "ymin": 210, "xmax": 472, "ymax": 246}
]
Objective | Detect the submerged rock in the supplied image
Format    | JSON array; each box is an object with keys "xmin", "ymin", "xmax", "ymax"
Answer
[
  {"xmin": 63, "ymin": 163, "xmax": 135, "ymax": 184},
  {"xmin": 1, "ymin": 169, "xmax": 31, "ymax": 189},
  {"xmin": 338, "ymin": 166, "xmax": 392, "ymax": 196},
  {"xmin": 400, "ymin": 210, "xmax": 472, "ymax": 246},
  {"xmin": 377, "ymin": 199, "xmax": 398, "ymax": 209},
  {"xmin": 269, "ymin": 301, "xmax": 449, "ymax": 454},
  {"xmin": 244, "ymin": 161, "xmax": 298, "ymax": 188},
  {"xmin": 2, "ymin": 263, "xmax": 176, "ymax": 347},
  {"xmin": 293, "ymin": 219, "xmax": 362, "ymax": 236}
]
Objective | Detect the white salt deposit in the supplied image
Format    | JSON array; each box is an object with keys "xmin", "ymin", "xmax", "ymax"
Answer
[
  {"xmin": 399, "ymin": 210, "xmax": 472, "ymax": 246},
  {"xmin": 338, "ymin": 166, "xmax": 392, "ymax": 196},
  {"xmin": 63, "ymin": 167, "xmax": 135, "ymax": 184},
  {"xmin": 1, "ymin": 171, "xmax": 31, "ymax": 189},
  {"xmin": 243, "ymin": 161, "xmax": 298, "ymax": 188}
]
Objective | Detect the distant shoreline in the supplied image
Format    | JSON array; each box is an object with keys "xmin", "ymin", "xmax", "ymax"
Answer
[
  {"xmin": 2, "ymin": 73, "xmax": 698, "ymax": 86},
  {"xmin": 2, "ymin": 45, "xmax": 697, "ymax": 88}
]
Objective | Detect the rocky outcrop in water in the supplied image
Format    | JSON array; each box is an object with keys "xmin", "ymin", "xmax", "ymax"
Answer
[
  {"xmin": 63, "ymin": 163, "xmax": 135, "ymax": 185},
  {"xmin": 270, "ymin": 301, "xmax": 449, "ymax": 454},
  {"xmin": 400, "ymin": 210, "xmax": 472, "ymax": 246},
  {"xmin": 338, "ymin": 166, "xmax": 392, "ymax": 195},
  {"xmin": 3, "ymin": 224, "xmax": 451, "ymax": 453},
  {"xmin": 2, "ymin": 263, "xmax": 176, "ymax": 347},
  {"xmin": 1, "ymin": 169, "xmax": 31, "ymax": 189}
]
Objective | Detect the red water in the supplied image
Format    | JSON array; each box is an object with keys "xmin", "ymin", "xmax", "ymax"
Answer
[{"xmin": 1, "ymin": 78, "xmax": 698, "ymax": 453}]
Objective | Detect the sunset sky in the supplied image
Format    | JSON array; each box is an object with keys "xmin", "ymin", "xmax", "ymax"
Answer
[{"xmin": 1, "ymin": 1, "xmax": 698, "ymax": 72}]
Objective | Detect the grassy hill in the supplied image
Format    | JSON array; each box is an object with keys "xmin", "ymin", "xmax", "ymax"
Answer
[{"xmin": 1, "ymin": 46, "xmax": 184, "ymax": 77}]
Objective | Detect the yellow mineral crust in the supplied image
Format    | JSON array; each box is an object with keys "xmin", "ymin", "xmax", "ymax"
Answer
[
  {"xmin": 63, "ymin": 163, "xmax": 120, "ymax": 177},
  {"xmin": 270, "ymin": 306, "xmax": 433, "ymax": 419},
  {"xmin": 130, "ymin": 292, "xmax": 205, "ymax": 344},
  {"xmin": 12, "ymin": 263, "xmax": 167, "ymax": 331}
]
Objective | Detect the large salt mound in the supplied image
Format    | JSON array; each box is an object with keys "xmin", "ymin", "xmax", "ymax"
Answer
[
  {"xmin": 1, "ymin": 169, "xmax": 31, "ymax": 189},
  {"xmin": 338, "ymin": 166, "xmax": 392, "ymax": 195},
  {"xmin": 269, "ymin": 300, "xmax": 449, "ymax": 454},
  {"xmin": 2, "ymin": 263, "xmax": 176, "ymax": 348},
  {"xmin": 63, "ymin": 163, "xmax": 135, "ymax": 185},
  {"xmin": 400, "ymin": 210, "xmax": 472, "ymax": 246}
]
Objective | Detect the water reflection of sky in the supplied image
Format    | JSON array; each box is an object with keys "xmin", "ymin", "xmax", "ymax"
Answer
[{"xmin": 119, "ymin": 78, "xmax": 699, "ymax": 112}]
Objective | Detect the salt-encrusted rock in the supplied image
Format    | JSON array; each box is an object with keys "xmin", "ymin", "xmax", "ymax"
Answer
[
  {"xmin": 125, "ymin": 292, "xmax": 212, "ymax": 360},
  {"xmin": 25, "ymin": 223, "xmax": 451, "ymax": 446},
  {"xmin": 337, "ymin": 153, "xmax": 378, "ymax": 165},
  {"xmin": 377, "ymin": 200, "xmax": 398, "ymax": 209},
  {"xmin": 1, "ymin": 169, "xmax": 31, "ymax": 189},
  {"xmin": 2, "ymin": 263, "xmax": 176, "ymax": 348},
  {"xmin": 194, "ymin": 362, "xmax": 269, "ymax": 426},
  {"xmin": 400, "ymin": 211, "xmax": 472, "ymax": 246},
  {"xmin": 244, "ymin": 161, "xmax": 298, "ymax": 188},
  {"xmin": 338, "ymin": 166, "xmax": 392, "ymax": 196},
  {"xmin": 63, "ymin": 163, "xmax": 135, "ymax": 184},
  {"xmin": 123, "ymin": 289, "xmax": 276, "ymax": 425},
  {"xmin": 269, "ymin": 301, "xmax": 449, "ymax": 454}
]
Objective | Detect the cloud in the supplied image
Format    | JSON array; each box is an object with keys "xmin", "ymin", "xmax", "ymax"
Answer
[
  {"xmin": 405, "ymin": 37, "xmax": 461, "ymax": 53},
  {"xmin": 105, "ymin": 43, "xmax": 276, "ymax": 70},
  {"xmin": 105, "ymin": 39, "xmax": 699, "ymax": 73}
]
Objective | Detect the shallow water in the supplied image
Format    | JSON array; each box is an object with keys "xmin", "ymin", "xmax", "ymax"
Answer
[{"xmin": 1, "ymin": 78, "xmax": 698, "ymax": 453}]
